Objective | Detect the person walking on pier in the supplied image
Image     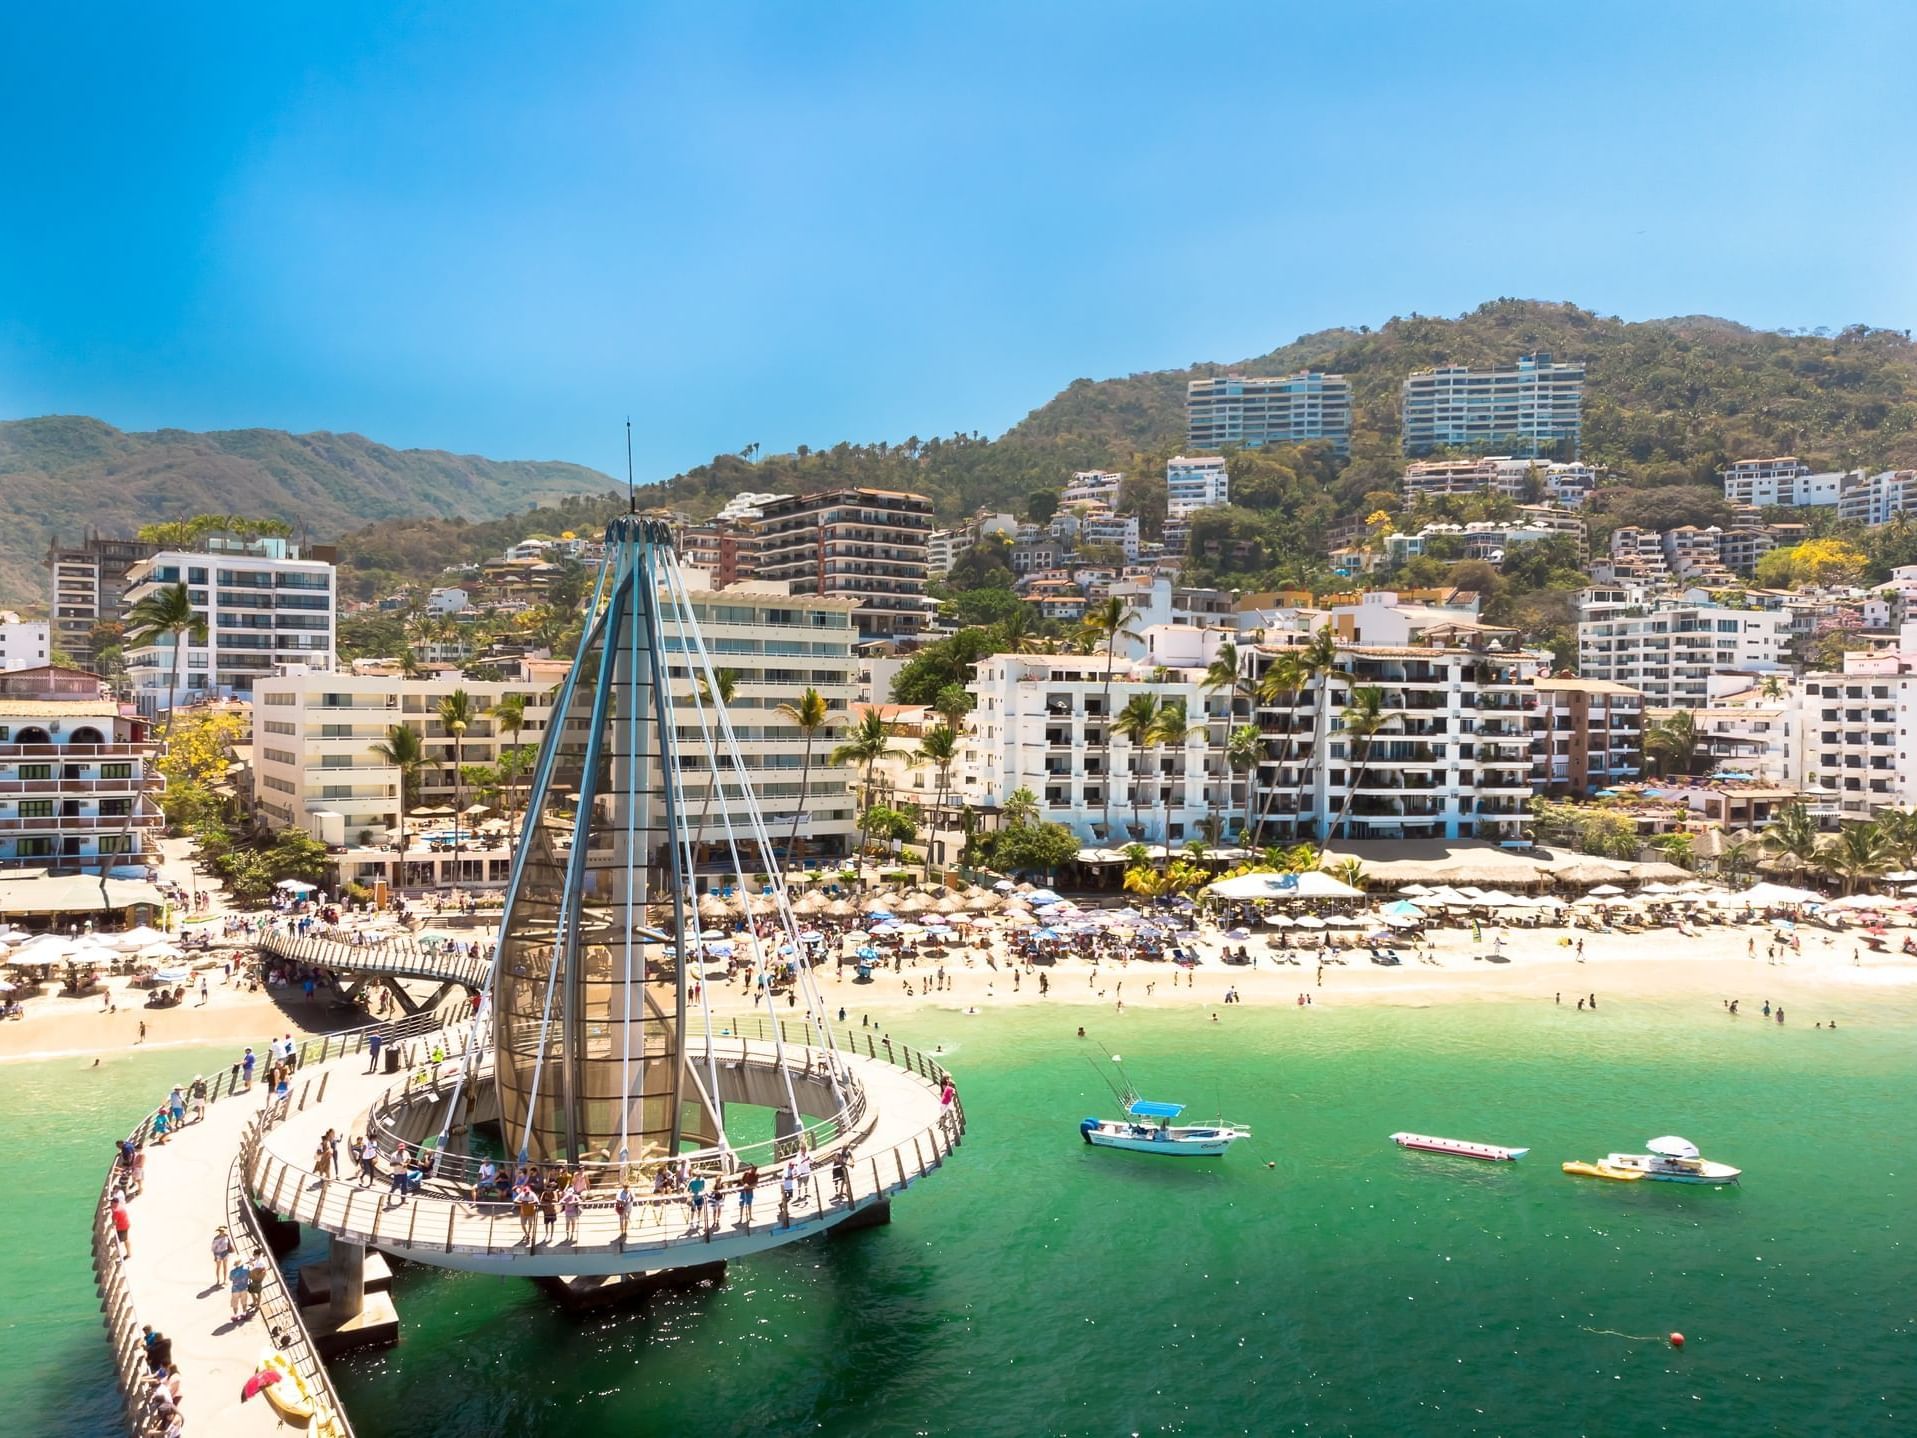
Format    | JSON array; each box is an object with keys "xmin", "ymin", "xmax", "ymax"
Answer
[
  {"xmin": 227, "ymin": 1250, "xmax": 251, "ymax": 1314},
  {"xmin": 210, "ymin": 1226, "xmax": 233, "ymax": 1288},
  {"xmin": 246, "ymin": 1252, "xmax": 267, "ymax": 1314},
  {"xmin": 357, "ymin": 1134, "xmax": 378, "ymax": 1185},
  {"xmin": 111, "ymin": 1197, "xmax": 131, "ymax": 1257},
  {"xmin": 366, "ymin": 1031, "xmax": 383, "ymax": 1073}
]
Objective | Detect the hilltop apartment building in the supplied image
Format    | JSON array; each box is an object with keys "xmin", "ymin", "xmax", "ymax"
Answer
[
  {"xmin": 753, "ymin": 487, "xmax": 933, "ymax": 640},
  {"xmin": 1400, "ymin": 353, "xmax": 1584, "ymax": 458},
  {"xmin": 122, "ymin": 536, "xmax": 337, "ymax": 712},
  {"xmin": 43, "ymin": 532, "xmax": 158, "ymax": 669},
  {"xmin": 1186, "ymin": 371, "xmax": 1352, "ymax": 455},
  {"xmin": 1576, "ymin": 599, "xmax": 1792, "ymax": 709}
]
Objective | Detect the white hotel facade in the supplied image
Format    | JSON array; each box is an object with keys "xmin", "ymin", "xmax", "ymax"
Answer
[
  {"xmin": 961, "ymin": 653, "xmax": 1240, "ymax": 846},
  {"xmin": 123, "ymin": 537, "xmax": 337, "ymax": 712},
  {"xmin": 1577, "ymin": 599, "xmax": 1792, "ymax": 709},
  {"xmin": 255, "ymin": 577, "xmax": 861, "ymax": 892}
]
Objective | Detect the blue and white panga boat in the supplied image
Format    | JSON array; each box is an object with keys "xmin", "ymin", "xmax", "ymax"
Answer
[{"xmin": 1080, "ymin": 1099, "xmax": 1249, "ymax": 1156}]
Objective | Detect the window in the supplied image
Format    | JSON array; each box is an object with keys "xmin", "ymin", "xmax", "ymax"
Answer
[
  {"xmin": 17, "ymin": 800, "xmax": 52, "ymax": 818},
  {"xmin": 16, "ymin": 837, "xmax": 53, "ymax": 857},
  {"xmin": 17, "ymin": 765, "xmax": 51, "ymax": 781}
]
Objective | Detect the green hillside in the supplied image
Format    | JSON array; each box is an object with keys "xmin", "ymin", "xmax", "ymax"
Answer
[
  {"xmin": 0, "ymin": 416, "xmax": 617, "ymax": 605},
  {"xmin": 21, "ymin": 300, "xmax": 1917, "ymax": 611}
]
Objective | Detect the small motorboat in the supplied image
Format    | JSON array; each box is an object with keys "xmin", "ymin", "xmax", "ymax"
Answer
[
  {"xmin": 1081, "ymin": 1101, "xmax": 1249, "ymax": 1156},
  {"xmin": 1602, "ymin": 1135, "xmax": 1740, "ymax": 1184},
  {"xmin": 1391, "ymin": 1132, "xmax": 1528, "ymax": 1162},
  {"xmin": 1563, "ymin": 1136, "xmax": 1739, "ymax": 1185},
  {"xmin": 1079, "ymin": 1045, "xmax": 1248, "ymax": 1157}
]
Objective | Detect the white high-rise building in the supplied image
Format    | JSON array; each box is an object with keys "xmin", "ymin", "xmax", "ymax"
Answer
[
  {"xmin": 123, "ymin": 536, "xmax": 336, "ymax": 712},
  {"xmin": 1242, "ymin": 640, "xmax": 1541, "ymax": 844},
  {"xmin": 254, "ymin": 576, "xmax": 861, "ymax": 889},
  {"xmin": 0, "ymin": 615, "xmax": 50, "ymax": 672},
  {"xmin": 1835, "ymin": 469, "xmax": 1917, "ymax": 527},
  {"xmin": 1577, "ymin": 599, "xmax": 1792, "ymax": 708},
  {"xmin": 1062, "ymin": 470, "xmax": 1124, "ymax": 507},
  {"xmin": 1187, "ymin": 372, "xmax": 1351, "ymax": 455},
  {"xmin": 1166, "ymin": 456, "xmax": 1231, "ymax": 519},
  {"xmin": 961, "ymin": 653, "xmax": 1238, "ymax": 846},
  {"xmin": 1401, "ymin": 353, "xmax": 1584, "ymax": 458},
  {"xmin": 1717, "ymin": 457, "xmax": 1857, "ymax": 508},
  {"xmin": 1793, "ymin": 649, "xmax": 1917, "ymax": 819}
]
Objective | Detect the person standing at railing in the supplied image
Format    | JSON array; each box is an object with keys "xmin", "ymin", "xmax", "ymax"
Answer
[
  {"xmin": 832, "ymin": 1150, "xmax": 852, "ymax": 1204},
  {"xmin": 736, "ymin": 1163, "xmax": 759, "ymax": 1228},
  {"xmin": 613, "ymin": 1181, "xmax": 633, "ymax": 1248},
  {"xmin": 792, "ymin": 1148, "xmax": 813, "ymax": 1208},
  {"xmin": 559, "ymin": 1183, "xmax": 581, "ymax": 1245}
]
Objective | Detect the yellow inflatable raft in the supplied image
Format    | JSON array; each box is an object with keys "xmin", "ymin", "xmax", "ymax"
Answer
[{"xmin": 1562, "ymin": 1159, "xmax": 1644, "ymax": 1181}]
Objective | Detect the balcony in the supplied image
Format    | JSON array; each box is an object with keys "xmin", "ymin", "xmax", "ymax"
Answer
[{"xmin": 0, "ymin": 809, "xmax": 165, "ymax": 832}]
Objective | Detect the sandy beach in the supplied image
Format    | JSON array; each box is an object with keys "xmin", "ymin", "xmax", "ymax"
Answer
[
  {"xmin": 711, "ymin": 914, "xmax": 1917, "ymax": 1029},
  {"xmin": 9, "ymin": 909, "xmax": 1916, "ymax": 1065}
]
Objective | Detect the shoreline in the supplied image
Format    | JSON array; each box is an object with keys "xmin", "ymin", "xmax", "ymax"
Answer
[{"xmin": 8, "ymin": 918, "xmax": 1917, "ymax": 1064}]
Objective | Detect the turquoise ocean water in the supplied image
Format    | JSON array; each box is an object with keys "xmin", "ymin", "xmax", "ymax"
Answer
[{"xmin": 10, "ymin": 994, "xmax": 1916, "ymax": 1436}]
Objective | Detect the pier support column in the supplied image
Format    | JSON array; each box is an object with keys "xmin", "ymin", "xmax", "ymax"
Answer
[
  {"xmin": 328, "ymin": 1237, "xmax": 367, "ymax": 1324},
  {"xmin": 774, "ymin": 1107, "xmax": 802, "ymax": 1158}
]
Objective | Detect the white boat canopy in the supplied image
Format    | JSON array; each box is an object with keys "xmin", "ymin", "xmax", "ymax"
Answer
[{"xmin": 1645, "ymin": 1135, "xmax": 1700, "ymax": 1159}]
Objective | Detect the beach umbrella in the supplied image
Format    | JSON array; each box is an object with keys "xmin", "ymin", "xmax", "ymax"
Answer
[
  {"xmin": 1396, "ymin": 884, "xmax": 1431, "ymax": 896},
  {"xmin": 935, "ymin": 894, "xmax": 965, "ymax": 915},
  {"xmin": 1226, "ymin": 927, "xmax": 1250, "ymax": 940},
  {"xmin": 1264, "ymin": 913, "xmax": 1295, "ymax": 927},
  {"xmin": 1294, "ymin": 915, "xmax": 1327, "ymax": 929},
  {"xmin": 1382, "ymin": 901, "xmax": 1424, "ymax": 920},
  {"xmin": 110, "ymin": 924, "xmax": 170, "ymax": 950},
  {"xmin": 241, "ymin": 1366, "xmax": 285, "ymax": 1402},
  {"xmin": 276, "ymin": 878, "xmax": 318, "ymax": 894},
  {"xmin": 1587, "ymin": 884, "xmax": 1626, "ymax": 897},
  {"xmin": 857, "ymin": 946, "xmax": 879, "ymax": 959},
  {"xmin": 993, "ymin": 880, "xmax": 1016, "ymax": 892}
]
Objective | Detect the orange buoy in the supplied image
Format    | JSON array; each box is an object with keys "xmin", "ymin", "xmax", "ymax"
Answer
[{"xmin": 1669, "ymin": 1332, "xmax": 1685, "ymax": 1348}]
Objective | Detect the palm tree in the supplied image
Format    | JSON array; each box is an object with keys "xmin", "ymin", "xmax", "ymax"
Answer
[
  {"xmin": 1721, "ymin": 837, "xmax": 1762, "ymax": 885},
  {"xmin": 487, "ymin": 693, "xmax": 528, "ymax": 826},
  {"xmin": 917, "ymin": 723, "xmax": 960, "ymax": 876},
  {"xmin": 119, "ymin": 582, "xmax": 207, "ymax": 890},
  {"xmin": 1225, "ymin": 724, "xmax": 1262, "ymax": 844},
  {"xmin": 830, "ymin": 709, "xmax": 904, "ymax": 873},
  {"xmin": 1645, "ymin": 711, "xmax": 1703, "ymax": 778},
  {"xmin": 1327, "ymin": 686, "xmax": 1393, "ymax": 843},
  {"xmin": 1001, "ymin": 785, "xmax": 1040, "ymax": 829},
  {"xmin": 1816, "ymin": 821, "xmax": 1889, "ymax": 895},
  {"xmin": 1762, "ymin": 802, "xmax": 1821, "ymax": 875},
  {"xmin": 1870, "ymin": 807, "xmax": 1917, "ymax": 873},
  {"xmin": 773, "ymin": 687, "xmax": 831, "ymax": 871},
  {"xmin": 1112, "ymin": 693, "xmax": 1164, "ymax": 851},
  {"xmin": 691, "ymin": 668, "xmax": 741, "ymax": 867},
  {"xmin": 1249, "ymin": 649, "xmax": 1309, "ymax": 845},
  {"xmin": 123, "ymin": 581, "xmax": 207, "ymax": 738},
  {"xmin": 1147, "ymin": 698, "xmax": 1203, "ymax": 869},
  {"xmin": 370, "ymin": 723, "xmax": 427, "ymax": 889},
  {"xmin": 437, "ymin": 689, "xmax": 475, "ymax": 858},
  {"xmin": 995, "ymin": 605, "xmax": 1048, "ymax": 655},
  {"xmin": 1758, "ymin": 674, "xmax": 1786, "ymax": 701},
  {"xmin": 1651, "ymin": 832, "xmax": 1696, "ymax": 872},
  {"xmin": 930, "ymin": 683, "xmax": 972, "ymax": 733},
  {"xmin": 1079, "ymin": 597, "xmax": 1141, "ymax": 842},
  {"xmin": 1297, "ymin": 628, "xmax": 1353, "ymax": 840}
]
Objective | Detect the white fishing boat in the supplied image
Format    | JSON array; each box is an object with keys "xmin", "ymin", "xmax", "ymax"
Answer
[
  {"xmin": 1080, "ymin": 1100, "xmax": 1249, "ymax": 1156},
  {"xmin": 1390, "ymin": 1132, "xmax": 1528, "ymax": 1162},
  {"xmin": 1078, "ymin": 1046, "xmax": 1249, "ymax": 1156},
  {"xmin": 1600, "ymin": 1135, "xmax": 1740, "ymax": 1184}
]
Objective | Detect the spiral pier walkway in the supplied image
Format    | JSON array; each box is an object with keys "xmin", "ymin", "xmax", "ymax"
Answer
[{"xmin": 95, "ymin": 943, "xmax": 964, "ymax": 1436}]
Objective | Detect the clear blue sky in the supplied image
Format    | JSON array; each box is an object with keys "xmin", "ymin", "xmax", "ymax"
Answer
[{"xmin": 3, "ymin": 2, "xmax": 1914, "ymax": 483}]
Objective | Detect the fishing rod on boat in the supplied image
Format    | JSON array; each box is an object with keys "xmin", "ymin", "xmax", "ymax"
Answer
[{"xmin": 1083, "ymin": 1037, "xmax": 1134, "ymax": 1107}]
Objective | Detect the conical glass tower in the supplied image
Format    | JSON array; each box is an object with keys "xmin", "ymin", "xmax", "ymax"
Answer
[{"xmin": 492, "ymin": 515, "xmax": 703, "ymax": 1165}]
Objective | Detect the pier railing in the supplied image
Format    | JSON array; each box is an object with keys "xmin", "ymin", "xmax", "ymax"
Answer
[
  {"xmin": 90, "ymin": 1000, "xmax": 463, "ymax": 1436},
  {"xmin": 241, "ymin": 1020, "xmax": 966, "ymax": 1268},
  {"xmin": 260, "ymin": 928, "xmax": 492, "ymax": 992},
  {"xmin": 224, "ymin": 1143, "xmax": 356, "ymax": 1438}
]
